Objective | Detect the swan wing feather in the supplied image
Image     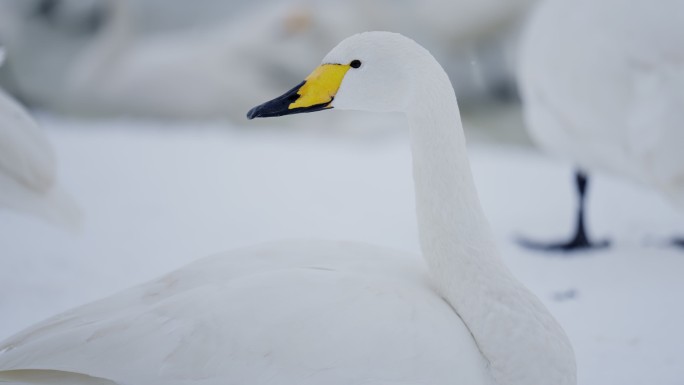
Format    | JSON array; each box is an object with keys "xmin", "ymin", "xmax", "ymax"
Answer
[{"xmin": 0, "ymin": 241, "xmax": 492, "ymax": 385}]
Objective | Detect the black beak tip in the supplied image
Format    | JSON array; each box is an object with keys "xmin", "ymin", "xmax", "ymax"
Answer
[
  {"xmin": 246, "ymin": 81, "xmax": 307, "ymax": 121},
  {"xmin": 246, "ymin": 107, "xmax": 259, "ymax": 120}
]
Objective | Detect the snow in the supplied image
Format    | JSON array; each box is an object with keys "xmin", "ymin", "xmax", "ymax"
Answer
[{"xmin": 1, "ymin": 114, "xmax": 683, "ymax": 385}]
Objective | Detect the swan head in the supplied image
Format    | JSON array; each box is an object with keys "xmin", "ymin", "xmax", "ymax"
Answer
[{"xmin": 247, "ymin": 31, "xmax": 421, "ymax": 119}]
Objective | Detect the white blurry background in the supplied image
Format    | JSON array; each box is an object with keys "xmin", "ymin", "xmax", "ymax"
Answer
[{"xmin": 0, "ymin": 1, "xmax": 682, "ymax": 385}]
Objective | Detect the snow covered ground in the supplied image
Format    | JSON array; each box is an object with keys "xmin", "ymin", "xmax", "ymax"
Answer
[{"xmin": 1, "ymin": 115, "xmax": 683, "ymax": 385}]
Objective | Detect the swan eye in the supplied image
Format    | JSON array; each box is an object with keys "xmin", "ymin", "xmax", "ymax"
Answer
[{"xmin": 350, "ymin": 60, "xmax": 362, "ymax": 69}]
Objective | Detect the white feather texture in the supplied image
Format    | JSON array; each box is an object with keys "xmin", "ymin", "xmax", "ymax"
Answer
[
  {"xmin": 519, "ymin": 0, "xmax": 684, "ymax": 209},
  {"xmin": 0, "ymin": 32, "xmax": 575, "ymax": 385}
]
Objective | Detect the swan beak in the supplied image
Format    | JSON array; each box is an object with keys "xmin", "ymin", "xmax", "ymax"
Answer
[{"xmin": 247, "ymin": 64, "xmax": 351, "ymax": 119}]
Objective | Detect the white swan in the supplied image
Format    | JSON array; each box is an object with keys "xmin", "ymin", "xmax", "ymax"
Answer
[
  {"xmin": 0, "ymin": 47, "xmax": 80, "ymax": 228},
  {"xmin": 0, "ymin": 32, "xmax": 575, "ymax": 385},
  {"xmin": 518, "ymin": 0, "xmax": 684, "ymax": 251}
]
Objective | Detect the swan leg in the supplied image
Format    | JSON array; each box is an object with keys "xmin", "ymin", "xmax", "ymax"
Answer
[{"xmin": 518, "ymin": 170, "xmax": 610, "ymax": 253}]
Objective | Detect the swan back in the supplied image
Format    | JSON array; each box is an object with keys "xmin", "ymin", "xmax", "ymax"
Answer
[{"xmin": 0, "ymin": 241, "xmax": 494, "ymax": 385}]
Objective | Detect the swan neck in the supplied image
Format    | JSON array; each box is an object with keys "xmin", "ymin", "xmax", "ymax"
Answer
[
  {"xmin": 405, "ymin": 56, "xmax": 575, "ymax": 385},
  {"xmin": 406, "ymin": 64, "xmax": 502, "ymax": 286}
]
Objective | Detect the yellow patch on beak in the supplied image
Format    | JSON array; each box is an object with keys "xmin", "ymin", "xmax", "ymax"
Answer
[{"xmin": 289, "ymin": 64, "xmax": 351, "ymax": 110}]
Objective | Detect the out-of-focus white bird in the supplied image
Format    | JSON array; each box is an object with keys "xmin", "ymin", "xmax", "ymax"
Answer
[
  {"xmin": 63, "ymin": 0, "xmax": 537, "ymax": 120},
  {"xmin": 518, "ymin": 0, "xmax": 684, "ymax": 251},
  {"xmin": 0, "ymin": 48, "xmax": 80, "ymax": 228},
  {"xmin": 0, "ymin": 32, "xmax": 575, "ymax": 385},
  {"xmin": 1, "ymin": 0, "xmax": 536, "ymax": 121}
]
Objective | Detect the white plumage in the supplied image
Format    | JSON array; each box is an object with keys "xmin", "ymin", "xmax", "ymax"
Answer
[
  {"xmin": 0, "ymin": 48, "xmax": 79, "ymax": 227},
  {"xmin": 519, "ymin": 0, "xmax": 684, "ymax": 210},
  {"xmin": 0, "ymin": 32, "xmax": 575, "ymax": 385},
  {"xmin": 0, "ymin": 241, "xmax": 493, "ymax": 385}
]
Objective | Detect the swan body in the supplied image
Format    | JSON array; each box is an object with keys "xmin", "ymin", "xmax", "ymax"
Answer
[
  {"xmin": 0, "ymin": 48, "xmax": 79, "ymax": 227},
  {"xmin": 0, "ymin": 241, "xmax": 492, "ymax": 385},
  {"xmin": 519, "ymin": 0, "xmax": 684, "ymax": 208},
  {"xmin": 0, "ymin": 32, "xmax": 575, "ymax": 385}
]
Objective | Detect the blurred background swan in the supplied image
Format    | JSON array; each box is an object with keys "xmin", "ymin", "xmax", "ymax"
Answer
[
  {"xmin": 0, "ymin": 0, "xmax": 535, "ymax": 122},
  {"xmin": 0, "ymin": 48, "xmax": 80, "ymax": 229},
  {"xmin": 518, "ymin": 0, "xmax": 684, "ymax": 251}
]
